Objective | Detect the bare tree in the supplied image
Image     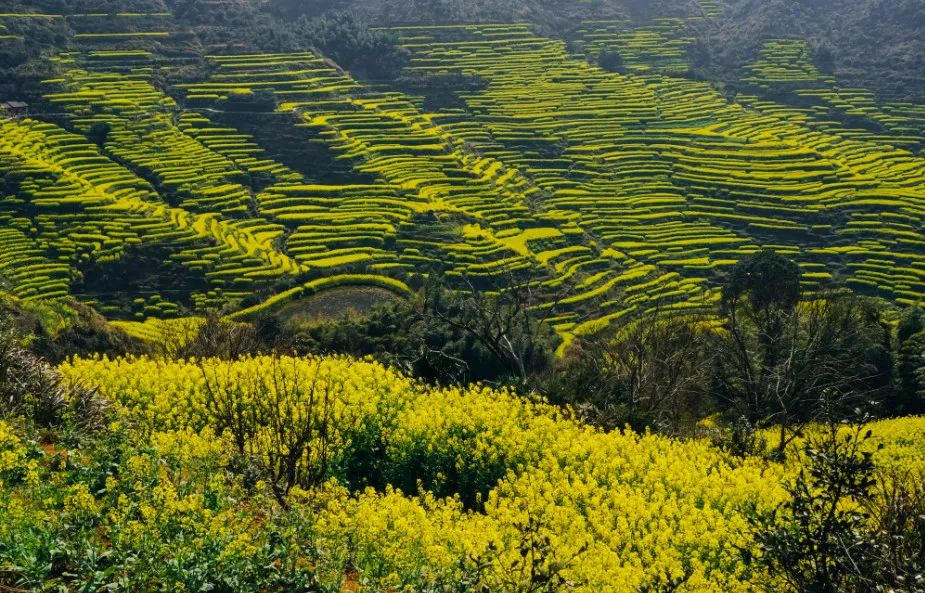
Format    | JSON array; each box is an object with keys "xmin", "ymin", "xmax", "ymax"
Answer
[
  {"xmin": 198, "ymin": 356, "xmax": 341, "ymax": 508},
  {"xmin": 257, "ymin": 356, "xmax": 338, "ymax": 506},
  {"xmin": 171, "ymin": 314, "xmax": 261, "ymax": 360},
  {"xmin": 716, "ymin": 287, "xmax": 892, "ymax": 458},
  {"xmin": 419, "ymin": 271, "xmax": 570, "ymax": 386},
  {"xmin": 543, "ymin": 308, "xmax": 713, "ymax": 434},
  {"xmin": 198, "ymin": 360, "xmax": 259, "ymax": 456}
]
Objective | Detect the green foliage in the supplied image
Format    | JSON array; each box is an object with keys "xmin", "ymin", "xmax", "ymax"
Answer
[
  {"xmin": 0, "ymin": 423, "xmax": 330, "ymax": 593},
  {"xmin": 749, "ymin": 417, "xmax": 881, "ymax": 593},
  {"xmin": 747, "ymin": 411, "xmax": 925, "ymax": 593},
  {"xmin": 294, "ymin": 280, "xmax": 558, "ymax": 386},
  {"xmin": 598, "ymin": 48, "xmax": 626, "ymax": 73},
  {"xmin": 170, "ymin": 4, "xmax": 411, "ymax": 79},
  {"xmin": 723, "ymin": 249, "xmax": 802, "ymax": 314},
  {"xmin": 895, "ymin": 307, "xmax": 925, "ymax": 415},
  {"xmin": 293, "ymin": 300, "xmax": 422, "ymax": 368}
]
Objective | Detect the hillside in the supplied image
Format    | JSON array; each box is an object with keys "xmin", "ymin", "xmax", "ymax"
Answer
[
  {"xmin": 261, "ymin": 0, "xmax": 703, "ymax": 27},
  {"xmin": 699, "ymin": 0, "xmax": 925, "ymax": 102},
  {"xmin": 239, "ymin": 0, "xmax": 925, "ymax": 102},
  {"xmin": 1, "ymin": 3, "xmax": 925, "ymax": 591},
  {"xmin": 0, "ymin": 1, "xmax": 923, "ymax": 347}
]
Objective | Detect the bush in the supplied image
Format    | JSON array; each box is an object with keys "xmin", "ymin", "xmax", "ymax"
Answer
[
  {"xmin": 748, "ymin": 411, "xmax": 925, "ymax": 593},
  {"xmin": 598, "ymin": 48, "xmax": 626, "ymax": 73},
  {"xmin": 748, "ymin": 416, "xmax": 880, "ymax": 593},
  {"xmin": 0, "ymin": 314, "xmax": 107, "ymax": 435}
]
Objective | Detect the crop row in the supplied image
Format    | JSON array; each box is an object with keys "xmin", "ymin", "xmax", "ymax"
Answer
[
  {"xmin": 181, "ymin": 48, "xmax": 681, "ymax": 334},
  {"xmin": 389, "ymin": 24, "xmax": 925, "ymax": 310},
  {"xmin": 0, "ymin": 118, "xmax": 302, "ymax": 313}
]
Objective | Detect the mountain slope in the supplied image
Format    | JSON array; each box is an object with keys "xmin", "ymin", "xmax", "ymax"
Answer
[
  {"xmin": 696, "ymin": 0, "xmax": 925, "ymax": 101},
  {"xmin": 0, "ymin": 2, "xmax": 923, "ymax": 341}
]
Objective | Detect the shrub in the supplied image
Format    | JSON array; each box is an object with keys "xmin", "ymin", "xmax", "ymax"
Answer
[
  {"xmin": 748, "ymin": 412, "xmax": 925, "ymax": 593},
  {"xmin": 0, "ymin": 314, "xmax": 106, "ymax": 433}
]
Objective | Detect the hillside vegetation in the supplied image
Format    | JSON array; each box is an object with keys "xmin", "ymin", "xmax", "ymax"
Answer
[
  {"xmin": 0, "ymin": 1, "xmax": 923, "ymax": 349},
  {"xmin": 0, "ymin": 2, "xmax": 924, "ymax": 591},
  {"xmin": 698, "ymin": 0, "xmax": 925, "ymax": 102}
]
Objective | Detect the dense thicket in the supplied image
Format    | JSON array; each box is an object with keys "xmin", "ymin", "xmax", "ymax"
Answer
[
  {"xmin": 3, "ymin": 0, "xmax": 922, "ymax": 102},
  {"xmin": 262, "ymin": 251, "xmax": 925, "ymax": 454},
  {"xmin": 291, "ymin": 280, "xmax": 559, "ymax": 385},
  {"xmin": 257, "ymin": 0, "xmax": 925, "ymax": 100},
  {"xmin": 693, "ymin": 0, "xmax": 925, "ymax": 101},
  {"xmin": 263, "ymin": 0, "xmax": 700, "ymax": 29}
]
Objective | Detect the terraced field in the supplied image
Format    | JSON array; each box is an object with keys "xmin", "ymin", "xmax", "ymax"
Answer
[
  {"xmin": 180, "ymin": 46, "xmax": 684, "ymax": 338},
  {"xmin": 389, "ymin": 25, "xmax": 925, "ymax": 308},
  {"xmin": 740, "ymin": 39, "xmax": 925, "ymax": 153},
  {"xmin": 1, "ymin": 6, "xmax": 924, "ymax": 343},
  {"xmin": 0, "ymin": 2, "xmax": 175, "ymax": 57},
  {"xmin": 0, "ymin": 116, "xmax": 301, "ymax": 314},
  {"xmin": 572, "ymin": 18, "xmax": 696, "ymax": 75}
]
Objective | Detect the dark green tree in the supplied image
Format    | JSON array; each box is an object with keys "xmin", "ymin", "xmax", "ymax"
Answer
[
  {"xmin": 810, "ymin": 42, "xmax": 836, "ymax": 74},
  {"xmin": 722, "ymin": 249, "xmax": 801, "ymax": 315},
  {"xmin": 598, "ymin": 48, "xmax": 626, "ymax": 73},
  {"xmin": 715, "ymin": 251, "xmax": 893, "ymax": 457},
  {"xmin": 87, "ymin": 121, "xmax": 111, "ymax": 147}
]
